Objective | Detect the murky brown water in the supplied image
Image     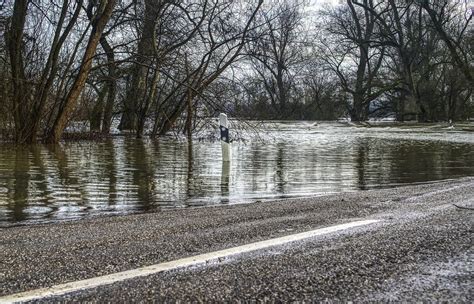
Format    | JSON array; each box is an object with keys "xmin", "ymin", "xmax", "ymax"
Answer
[{"xmin": 1, "ymin": 122, "xmax": 473, "ymax": 225}]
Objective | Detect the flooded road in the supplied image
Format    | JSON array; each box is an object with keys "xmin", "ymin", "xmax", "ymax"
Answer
[{"xmin": 0, "ymin": 122, "xmax": 473, "ymax": 225}]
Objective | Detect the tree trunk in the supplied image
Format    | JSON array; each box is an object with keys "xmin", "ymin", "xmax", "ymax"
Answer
[
  {"xmin": 100, "ymin": 36, "xmax": 117, "ymax": 134},
  {"xmin": 119, "ymin": 66, "xmax": 140, "ymax": 131},
  {"xmin": 159, "ymin": 96, "xmax": 188, "ymax": 135},
  {"xmin": 90, "ymin": 85, "xmax": 108, "ymax": 131},
  {"xmin": 185, "ymin": 89, "xmax": 193, "ymax": 138},
  {"xmin": 276, "ymin": 64, "xmax": 286, "ymax": 115},
  {"xmin": 26, "ymin": 0, "xmax": 83, "ymax": 143},
  {"xmin": 351, "ymin": 93, "xmax": 365, "ymax": 122},
  {"xmin": 46, "ymin": 0, "xmax": 116, "ymax": 143},
  {"xmin": 6, "ymin": 0, "xmax": 28, "ymax": 143},
  {"xmin": 351, "ymin": 49, "xmax": 369, "ymax": 122},
  {"xmin": 396, "ymin": 90, "xmax": 406, "ymax": 122},
  {"xmin": 119, "ymin": 0, "xmax": 159, "ymax": 132},
  {"xmin": 136, "ymin": 68, "xmax": 160, "ymax": 138}
]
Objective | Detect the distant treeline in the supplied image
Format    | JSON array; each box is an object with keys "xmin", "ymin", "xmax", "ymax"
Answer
[{"xmin": 0, "ymin": 0, "xmax": 472, "ymax": 143}]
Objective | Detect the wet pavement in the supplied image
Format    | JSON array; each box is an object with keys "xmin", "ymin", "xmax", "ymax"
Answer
[{"xmin": 0, "ymin": 177, "xmax": 473, "ymax": 302}]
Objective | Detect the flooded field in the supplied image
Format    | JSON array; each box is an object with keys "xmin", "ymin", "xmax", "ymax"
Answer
[{"xmin": 0, "ymin": 122, "xmax": 473, "ymax": 225}]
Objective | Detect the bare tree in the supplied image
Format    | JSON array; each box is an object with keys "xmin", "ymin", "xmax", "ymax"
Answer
[
  {"xmin": 247, "ymin": 2, "xmax": 305, "ymax": 117},
  {"xmin": 420, "ymin": 0, "xmax": 473, "ymax": 87},
  {"xmin": 46, "ymin": 0, "xmax": 116, "ymax": 143},
  {"xmin": 6, "ymin": 0, "xmax": 85, "ymax": 143},
  {"xmin": 150, "ymin": 0, "xmax": 264, "ymax": 137},
  {"xmin": 86, "ymin": 1, "xmax": 133, "ymax": 133},
  {"xmin": 4, "ymin": 0, "xmax": 116, "ymax": 143},
  {"xmin": 320, "ymin": 0, "xmax": 386, "ymax": 121},
  {"xmin": 352, "ymin": 0, "xmax": 473, "ymax": 121}
]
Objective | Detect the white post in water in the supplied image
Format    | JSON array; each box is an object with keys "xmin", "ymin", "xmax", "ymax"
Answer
[{"xmin": 219, "ymin": 113, "xmax": 231, "ymax": 162}]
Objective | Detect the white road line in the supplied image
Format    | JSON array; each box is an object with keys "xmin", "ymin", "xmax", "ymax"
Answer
[{"xmin": 0, "ymin": 219, "xmax": 379, "ymax": 303}]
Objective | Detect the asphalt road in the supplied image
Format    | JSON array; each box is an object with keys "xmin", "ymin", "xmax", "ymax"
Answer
[{"xmin": 1, "ymin": 177, "xmax": 473, "ymax": 302}]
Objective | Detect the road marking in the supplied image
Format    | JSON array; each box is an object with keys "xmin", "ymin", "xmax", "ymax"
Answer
[{"xmin": 0, "ymin": 219, "xmax": 379, "ymax": 303}]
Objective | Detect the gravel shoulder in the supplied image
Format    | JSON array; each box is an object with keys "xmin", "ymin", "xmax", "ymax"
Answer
[{"xmin": 1, "ymin": 177, "xmax": 473, "ymax": 301}]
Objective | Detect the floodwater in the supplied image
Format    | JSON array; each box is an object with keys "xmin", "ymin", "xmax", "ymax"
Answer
[{"xmin": 0, "ymin": 122, "xmax": 473, "ymax": 225}]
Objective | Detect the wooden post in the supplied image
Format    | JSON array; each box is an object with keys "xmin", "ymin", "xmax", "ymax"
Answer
[{"xmin": 219, "ymin": 113, "xmax": 231, "ymax": 162}]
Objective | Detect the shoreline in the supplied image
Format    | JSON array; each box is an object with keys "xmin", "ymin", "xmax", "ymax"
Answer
[
  {"xmin": 1, "ymin": 120, "xmax": 473, "ymax": 144},
  {"xmin": 0, "ymin": 176, "xmax": 470, "ymax": 229}
]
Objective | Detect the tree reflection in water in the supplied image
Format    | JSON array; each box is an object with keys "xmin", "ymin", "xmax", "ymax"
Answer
[{"xmin": 1, "ymin": 123, "xmax": 473, "ymax": 225}]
